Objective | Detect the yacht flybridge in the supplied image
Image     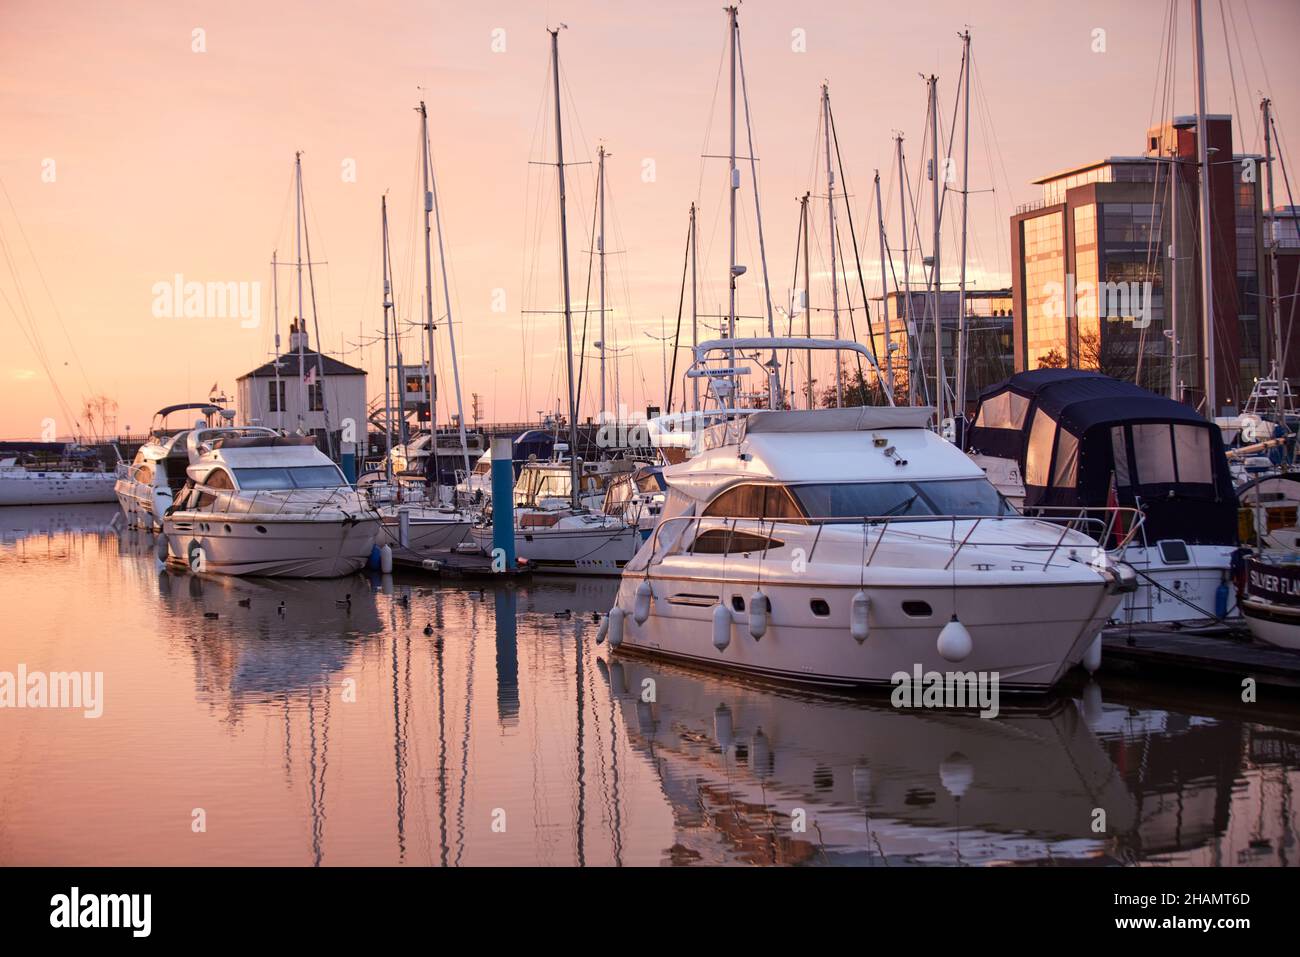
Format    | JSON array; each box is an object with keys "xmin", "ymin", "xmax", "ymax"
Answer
[
  {"xmin": 161, "ymin": 426, "xmax": 379, "ymax": 578},
  {"xmin": 602, "ymin": 339, "xmax": 1137, "ymax": 692},
  {"xmin": 115, "ymin": 402, "xmax": 235, "ymax": 529}
]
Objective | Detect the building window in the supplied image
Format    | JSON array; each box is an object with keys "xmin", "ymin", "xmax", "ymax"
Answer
[
  {"xmin": 308, "ymin": 381, "xmax": 324, "ymax": 412},
  {"xmin": 1022, "ymin": 211, "xmax": 1067, "ymax": 369},
  {"xmin": 268, "ymin": 380, "xmax": 286, "ymax": 412}
]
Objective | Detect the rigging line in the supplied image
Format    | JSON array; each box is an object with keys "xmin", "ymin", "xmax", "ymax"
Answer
[
  {"xmin": 666, "ymin": 212, "xmax": 692, "ymax": 414},
  {"xmin": 299, "ymin": 167, "xmax": 335, "ymax": 456},
  {"xmin": 1222, "ymin": 0, "xmax": 1262, "ymax": 150},
  {"xmin": 1217, "ymin": 0, "xmax": 1249, "ymax": 158},
  {"xmin": 828, "ymin": 96, "xmax": 873, "ymax": 386},
  {"xmin": 0, "ymin": 176, "xmax": 95, "ymax": 400},
  {"xmin": 574, "ymin": 165, "xmax": 599, "ymax": 419},
  {"xmin": 1270, "ymin": 114, "xmax": 1299, "ymax": 375},
  {"xmin": 734, "ymin": 20, "xmax": 778, "ymax": 350}
]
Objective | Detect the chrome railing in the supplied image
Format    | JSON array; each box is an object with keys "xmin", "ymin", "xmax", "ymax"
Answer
[{"xmin": 643, "ymin": 506, "xmax": 1144, "ymax": 574}]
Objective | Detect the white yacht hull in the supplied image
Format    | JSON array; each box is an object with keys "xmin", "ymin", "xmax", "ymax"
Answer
[
  {"xmin": 1112, "ymin": 543, "xmax": 1236, "ymax": 625},
  {"xmin": 471, "ymin": 522, "xmax": 641, "ymax": 576},
  {"xmin": 163, "ymin": 514, "xmax": 380, "ymax": 578},
  {"xmin": 610, "ymin": 574, "xmax": 1118, "ymax": 691},
  {"xmin": 1240, "ymin": 599, "xmax": 1300, "ymax": 650},
  {"xmin": 380, "ymin": 514, "xmax": 473, "ymax": 565},
  {"xmin": 0, "ymin": 470, "xmax": 117, "ymax": 506}
]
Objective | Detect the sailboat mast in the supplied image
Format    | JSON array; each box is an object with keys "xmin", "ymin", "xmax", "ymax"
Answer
[
  {"xmin": 822, "ymin": 83, "xmax": 842, "ymax": 407},
  {"xmin": 726, "ymin": 5, "xmax": 739, "ymax": 401},
  {"xmin": 956, "ymin": 30, "xmax": 971, "ymax": 419},
  {"xmin": 381, "ymin": 196, "xmax": 395, "ymax": 485},
  {"xmin": 549, "ymin": 27, "xmax": 581, "ymax": 509},
  {"xmin": 423, "ymin": 99, "xmax": 473, "ymax": 486},
  {"xmin": 418, "ymin": 102, "xmax": 441, "ymax": 490},
  {"xmin": 802, "ymin": 191, "xmax": 813, "ymax": 408},
  {"xmin": 690, "ymin": 202, "xmax": 699, "ymax": 412},
  {"xmin": 1191, "ymin": 0, "xmax": 1216, "ymax": 413},
  {"xmin": 896, "ymin": 134, "xmax": 913, "ymax": 405},
  {"xmin": 1263, "ymin": 96, "xmax": 1284, "ymax": 379},
  {"xmin": 295, "ymin": 152, "xmax": 306, "ymax": 432},
  {"xmin": 928, "ymin": 74, "xmax": 944, "ymax": 425},
  {"xmin": 874, "ymin": 171, "xmax": 893, "ymax": 398},
  {"xmin": 272, "ymin": 249, "xmax": 282, "ymax": 431},
  {"xmin": 598, "ymin": 144, "xmax": 608, "ymax": 419}
]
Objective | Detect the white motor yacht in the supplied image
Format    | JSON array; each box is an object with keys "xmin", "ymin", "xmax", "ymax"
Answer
[
  {"xmin": 0, "ymin": 453, "xmax": 117, "ymax": 506},
  {"xmin": 162, "ymin": 428, "xmax": 379, "ymax": 578},
  {"xmin": 115, "ymin": 402, "xmax": 240, "ymax": 529},
  {"xmin": 603, "ymin": 339, "xmax": 1137, "ymax": 692}
]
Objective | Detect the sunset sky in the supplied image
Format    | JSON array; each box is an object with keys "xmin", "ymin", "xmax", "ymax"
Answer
[{"xmin": 2, "ymin": 0, "xmax": 1298, "ymax": 440}]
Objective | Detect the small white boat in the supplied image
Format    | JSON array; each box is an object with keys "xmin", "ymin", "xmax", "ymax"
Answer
[
  {"xmin": 163, "ymin": 429, "xmax": 379, "ymax": 578},
  {"xmin": 1238, "ymin": 554, "xmax": 1300, "ymax": 650},
  {"xmin": 967, "ymin": 370, "xmax": 1240, "ymax": 627},
  {"xmin": 469, "ymin": 457, "xmax": 642, "ymax": 575},
  {"xmin": 0, "ymin": 456, "xmax": 117, "ymax": 506}
]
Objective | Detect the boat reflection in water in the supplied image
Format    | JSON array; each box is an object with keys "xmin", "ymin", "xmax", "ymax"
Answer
[{"xmin": 0, "ymin": 507, "xmax": 1295, "ymax": 866}]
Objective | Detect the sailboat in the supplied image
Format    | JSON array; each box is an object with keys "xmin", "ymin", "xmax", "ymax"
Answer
[
  {"xmin": 470, "ymin": 27, "xmax": 640, "ymax": 576},
  {"xmin": 362, "ymin": 121, "xmax": 474, "ymax": 565}
]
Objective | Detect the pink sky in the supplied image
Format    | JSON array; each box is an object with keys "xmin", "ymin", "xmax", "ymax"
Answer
[{"xmin": 2, "ymin": 0, "xmax": 1297, "ymax": 439}]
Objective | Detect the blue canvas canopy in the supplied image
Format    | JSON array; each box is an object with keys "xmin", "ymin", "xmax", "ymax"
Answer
[{"xmin": 967, "ymin": 370, "xmax": 1237, "ymax": 545}]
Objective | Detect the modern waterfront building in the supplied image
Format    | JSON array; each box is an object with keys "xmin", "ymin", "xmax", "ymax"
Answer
[{"xmin": 1010, "ymin": 115, "xmax": 1269, "ymax": 414}]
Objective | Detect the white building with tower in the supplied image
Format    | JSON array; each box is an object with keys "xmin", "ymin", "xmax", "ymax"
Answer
[{"xmin": 235, "ymin": 321, "xmax": 367, "ymax": 451}]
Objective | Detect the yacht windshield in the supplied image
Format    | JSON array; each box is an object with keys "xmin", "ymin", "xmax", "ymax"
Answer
[
  {"xmin": 791, "ymin": 479, "xmax": 1012, "ymax": 521},
  {"xmin": 234, "ymin": 466, "xmax": 348, "ymax": 490}
]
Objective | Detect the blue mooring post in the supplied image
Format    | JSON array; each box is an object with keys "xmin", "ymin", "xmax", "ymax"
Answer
[
  {"xmin": 490, "ymin": 436, "xmax": 516, "ymax": 571},
  {"xmin": 340, "ymin": 440, "xmax": 357, "ymax": 485}
]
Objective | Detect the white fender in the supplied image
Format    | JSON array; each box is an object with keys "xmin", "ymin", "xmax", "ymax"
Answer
[
  {"xmin": 937, "ymin": 615, "xmax": 972, "ymax": 663},
  {"xmin": 712, "ymin": 603, "xmax": 731, "ymax": 652},
  {"xmin": 379, "ymin": 544, "xmax": 394, "ymax": 574},
  {"xmin": 748, "ymin": 590, "xmax": 769, "ymax": 640},
  {"xmin": 1083, "ymin": 636, "xmax": 1102, "ymax": 674},
  {"xmin": 850, "ymin": 590, "xmax": 871, "ymax": 643},
  {"xmin": 595, "ymin": 614, "xmax": 609, "ymax": 645},
  {"xmin": 633, "ymin": 581, "xmax": 652, "ymax": 625},
  {"xmin": 607, "ymin": 607, "xmax": 625, "ymax": 648}
]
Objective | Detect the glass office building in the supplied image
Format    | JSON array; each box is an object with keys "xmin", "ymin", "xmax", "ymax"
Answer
[{"xmin": 1010, "ymin": 115, "xmax": 1267, "ymax": 413}]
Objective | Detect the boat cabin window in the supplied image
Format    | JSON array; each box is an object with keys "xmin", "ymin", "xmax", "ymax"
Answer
[
  {"xmin": 690, "ymin": 528, "xmax": 784, "ymax": 555},
  {"xmin": 1112, "ymin": 422, "xmax": 1214, "ymax": 488},
  {"xmin": 703, "ymin": 483, "xmax": 805, "ymax": 520},
  {"xmin": 791, "ymin": 479, "xmax": 1013, "ymax": 520},
  {"xmin": 973, "ymin": 390, "xmax": 1030, "ymax": 430},
  {"xmin": 233, "ymin": 465, "xmax": 347, "ymax": 490},
  {"xmin": 205, "ymin": 469, "xmax": 235, "ymax": 491},
  {"xmin": 1024, "ymin": 409, "xmax": 1057, "ymax": 488}
]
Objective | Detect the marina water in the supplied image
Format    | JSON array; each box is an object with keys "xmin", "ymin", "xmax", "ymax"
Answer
[{"xmin": 1, "ymin": 504, "xmax": 1297, "ymax": 867}]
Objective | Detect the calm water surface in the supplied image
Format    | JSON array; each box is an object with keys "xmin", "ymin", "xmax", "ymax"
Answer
[{"xmin": 1, "ymin": 504, "xmax": 1297, "ymax": 866}]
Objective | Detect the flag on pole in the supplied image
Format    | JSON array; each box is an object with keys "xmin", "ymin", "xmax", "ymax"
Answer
[{"xmin": 304, "ymin": 367, "xmax": 318, "ymax": 386}]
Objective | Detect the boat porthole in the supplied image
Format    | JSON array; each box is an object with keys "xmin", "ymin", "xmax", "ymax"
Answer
[
  {"xmin": 256, "ymin": 525, "xmax": 268, "ymax": 534},
  {"xmin": 809, "ymin": 599, "xmax": 830, "ymax": 617},
  {"xmin": 731, "ymin": 595, "xmax": 745, "ymax": 613},
  {"xmin": 902, "ymin": 601, "xmax": 932, "ymax": 618},
  {"xmin": 224, "ymin": 524, "xmax": 232, "ymax": 533}
]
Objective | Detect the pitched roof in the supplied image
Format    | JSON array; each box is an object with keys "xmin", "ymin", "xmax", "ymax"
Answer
[{"xmin": 238, "ymin": 350, "xmax": 366, "ymax": 380}]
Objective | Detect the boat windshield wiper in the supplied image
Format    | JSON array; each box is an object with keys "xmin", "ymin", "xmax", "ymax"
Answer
[{"xmin": 877, "ymin": 492, "xmax": 920, "ymax": 519}]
